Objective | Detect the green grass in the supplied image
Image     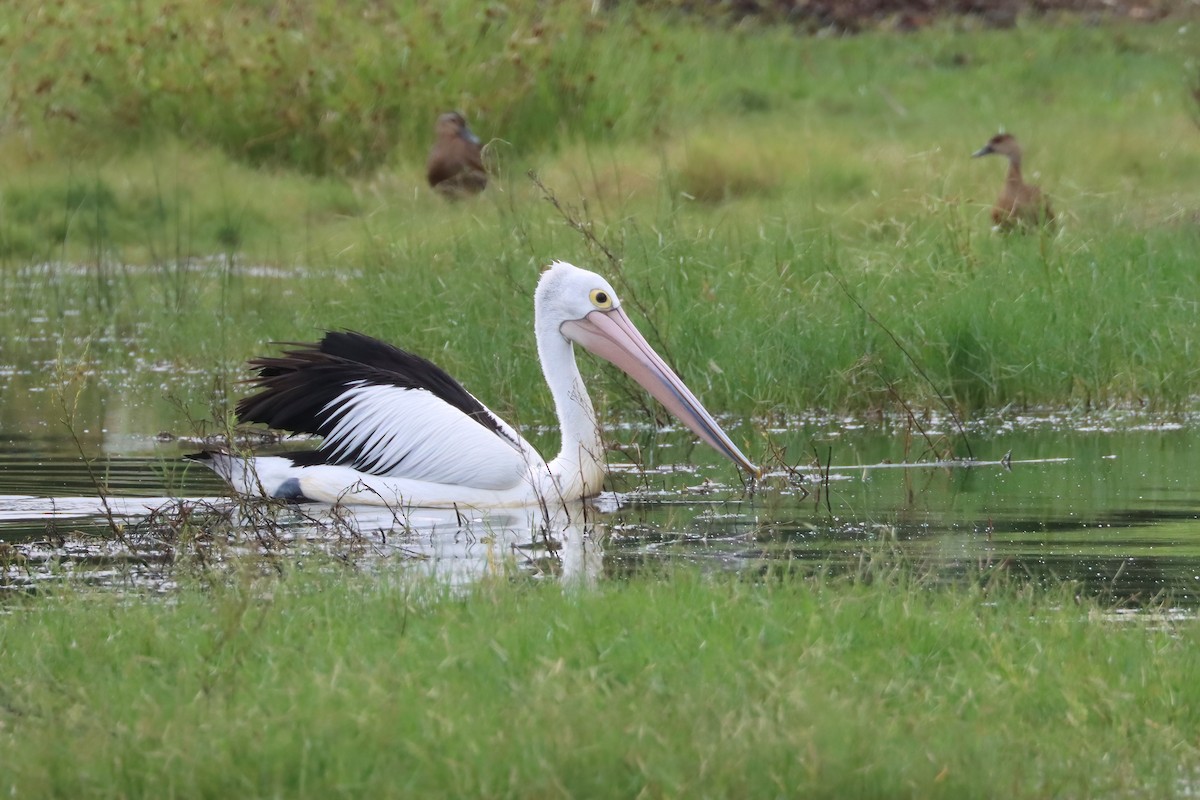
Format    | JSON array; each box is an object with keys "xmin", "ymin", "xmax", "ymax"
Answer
[
  {"xmin": 2, "ymin": 3, "xmax": 1200, "ymax": 429},
  {"xmin": 1, "ymin": 565, "xmax": 1197, "ymax": 798}
]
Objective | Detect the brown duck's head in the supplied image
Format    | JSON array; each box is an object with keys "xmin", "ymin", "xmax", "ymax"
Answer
[
  {"xmin": 434, "ymin": 111, "xmax": 481, "ymax": 146},
  {"xmin": 972, "ymin": 132, "xmax": 1022, "ymax": 160}
]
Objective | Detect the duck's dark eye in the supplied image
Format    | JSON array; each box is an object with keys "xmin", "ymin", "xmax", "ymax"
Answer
[{"xmin": 596, "ymin": 292, "xmax": 607, "ymax": 304}]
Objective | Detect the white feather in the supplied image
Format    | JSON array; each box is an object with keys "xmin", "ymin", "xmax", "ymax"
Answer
[{"xmin": 319, "ymin": 382, "xmax": 532, "ymax": 490}]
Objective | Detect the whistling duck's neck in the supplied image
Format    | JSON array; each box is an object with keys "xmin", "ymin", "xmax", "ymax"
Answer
[{"xmin": 1005, "ymin": 153, "xmax": 1024, "ymax": 186}]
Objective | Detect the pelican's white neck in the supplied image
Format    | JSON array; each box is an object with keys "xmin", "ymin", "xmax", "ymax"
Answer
[{"xmin": 535, "ymin": 308, "xmax": 607, "ymax": 500}]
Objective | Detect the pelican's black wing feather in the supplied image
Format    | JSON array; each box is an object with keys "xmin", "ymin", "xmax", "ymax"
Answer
[
  {"xmin": 237, "ymin": 331, "xmax": 510, "ymax": 442},
  {"xmin": 232, "ymin": 332, "xmax": 529, "ymax": 487}
]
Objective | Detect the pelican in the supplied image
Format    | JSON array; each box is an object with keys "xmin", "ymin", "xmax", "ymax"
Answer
[{"xmin": 195, "ymin": 261, "xmax": 759, "ymax": 508}]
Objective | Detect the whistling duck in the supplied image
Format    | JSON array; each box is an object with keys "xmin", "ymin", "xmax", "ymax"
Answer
[
  {"xmin": 972, "ymin": 133, "xmax": 1054, "ymax": 231},
  {"xmin": 426, "ymin": 111, "xmax": 487, "ymax": 198}
]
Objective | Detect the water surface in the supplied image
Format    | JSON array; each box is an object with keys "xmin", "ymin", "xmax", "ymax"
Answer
[{"xmin": 1, "ymin": 402, "xmax": 1197, "ymax": 606}]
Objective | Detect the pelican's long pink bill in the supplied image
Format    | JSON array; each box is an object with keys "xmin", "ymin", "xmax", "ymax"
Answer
[{"xmin": 561, "ymin": 307, "xmax": 760, "ymax": 479}]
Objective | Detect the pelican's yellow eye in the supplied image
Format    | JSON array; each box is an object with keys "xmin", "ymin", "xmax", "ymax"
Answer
[{"xmin": 589, "ymin": 288, "xmax": 613, "ymax": 309}]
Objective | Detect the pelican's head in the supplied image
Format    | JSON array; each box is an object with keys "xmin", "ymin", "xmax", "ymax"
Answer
[
  {"xmin": 535, "ymin": 261, "xmax": 759, "ymax": 479},
  {"xmin": 535, "ymin": 261, "xmax": 623, "ymax": 327}
]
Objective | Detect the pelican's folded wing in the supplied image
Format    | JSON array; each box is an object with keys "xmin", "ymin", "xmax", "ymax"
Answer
[{"xmin": 236, "ymin": 332, "xmax": 534, "ymax": 491}]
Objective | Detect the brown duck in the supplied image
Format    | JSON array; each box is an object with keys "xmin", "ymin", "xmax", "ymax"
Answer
[
  {"xmin": 972, "ymin": 133, "xmax": 1054, "ymax": 231},
  {"xmin": 426, "ymin": 111, "xmax": 487, "ymax": 198}
]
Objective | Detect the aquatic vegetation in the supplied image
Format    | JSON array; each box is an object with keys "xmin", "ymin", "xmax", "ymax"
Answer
[
  {"xmin": 0, "ymin": 6, "xmax": 1198, "ymax": 419},
  {"xmin": 2, "ymin": 9, "xmax": 1199, "ymax": 797}
]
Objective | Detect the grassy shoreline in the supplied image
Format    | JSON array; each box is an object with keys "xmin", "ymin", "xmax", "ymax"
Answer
[{"xmin": 1, "ymin": 565, "xmax": 1197, "ymax": 798}]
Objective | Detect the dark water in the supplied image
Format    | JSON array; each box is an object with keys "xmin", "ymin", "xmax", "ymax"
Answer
[{"xmin": 1, "ymin": 393, "xmax": 1197, "ymax": 606}]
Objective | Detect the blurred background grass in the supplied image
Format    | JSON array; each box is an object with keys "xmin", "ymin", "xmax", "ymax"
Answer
[{"xmin": 1, "ymin": 1, "xmax": 1198, "ymax": 429}]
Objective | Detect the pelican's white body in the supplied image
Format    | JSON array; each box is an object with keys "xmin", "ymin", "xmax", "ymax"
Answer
[{"xmin": 203, "ymin": 451, "xmax": 595, "ymax": 508}]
